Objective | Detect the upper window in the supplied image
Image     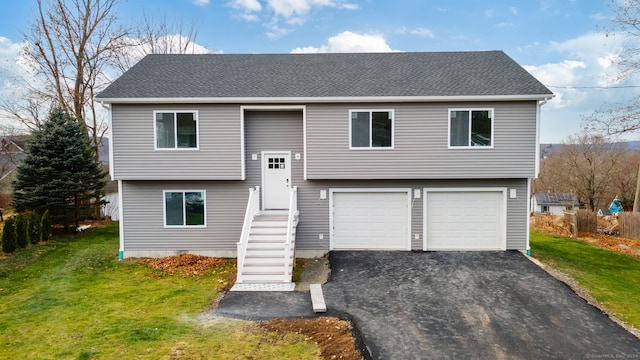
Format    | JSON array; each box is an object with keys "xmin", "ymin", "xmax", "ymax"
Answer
[
  {"xmin": 155, "ymin": 111, "xmax": 198, "ymax": 149},
  {"xmin": 164, "ymin": 190, "xmax": 206, "ymax": 227},
  {"xmin": 350, "ymin": 110, "xmax": 394, "ymax": 149},
  {"xmin": 449, "ymin": 109, "xmax": 493, "ymax": 148}
]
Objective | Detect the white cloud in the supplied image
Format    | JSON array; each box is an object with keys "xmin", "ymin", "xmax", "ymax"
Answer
[
  {"xmin": 267, "ymin": 0, "xmax": 332, "ymax": 18},
  {"xmin": 340, "ymin": 3, "xmax": 359, "ymax": 10},
  {"xmin": 494, "ymin": 22, "xmax": 513, "ymax": 28},
  {"xmin": 230, "ymin": 0, "xmax": 262, "ymax": 12},
  {"xmin": 291, "ymin": 31, "xmax": 397, "ymax": 53},
  {"xmin": 523, "ymin": 31, "xmax": 640, "ymax": 142},
  {"xmin": 524, "ymin": 60, "xmax": 588, "ymax": 109},
  {"xmin": 230, "ymin": 0, "xmax": 358, "ymax": 38},
  {"xmin": 193, "ymin": 0, "xmax": 210, "ymax": 6},
  {"xmin": 509, "ymin": 6, "xmax": 518, "ymax": 15},
  {"xmin": 396, "ymin": 26, "xmax": 435, "ymax": 38}
]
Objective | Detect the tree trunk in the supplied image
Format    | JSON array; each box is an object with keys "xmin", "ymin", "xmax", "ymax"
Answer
[{"xmin": 634, "ymin": 165, "xmax": 640, "ymax": 212}]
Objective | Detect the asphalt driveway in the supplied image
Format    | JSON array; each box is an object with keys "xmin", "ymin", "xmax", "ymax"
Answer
[{"xmin": 216, "ymin": 251, "xmax": 640, "ymax": 359}]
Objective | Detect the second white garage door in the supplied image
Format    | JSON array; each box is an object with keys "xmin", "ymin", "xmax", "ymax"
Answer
[
  {"xmin": 332, "ymin": 191, "xmax": 410, "ymax": 250},
  {"xmin": 425, "ymin": 190, "xmax": 505, "ymax": 250}
]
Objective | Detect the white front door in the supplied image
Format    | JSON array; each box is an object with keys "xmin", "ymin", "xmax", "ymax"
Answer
[{"xmin": 262, "ymin": 151, "xmax": 291, "ymax": 210}]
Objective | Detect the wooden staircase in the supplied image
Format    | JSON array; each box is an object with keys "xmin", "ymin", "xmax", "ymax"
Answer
[
  {"xmin": 233, "ymin": 187, "xmax": 299, "ymax": 291},
  {"xmin": 242, "ymin": 213, "xmax": 296, "ymax": 282}
]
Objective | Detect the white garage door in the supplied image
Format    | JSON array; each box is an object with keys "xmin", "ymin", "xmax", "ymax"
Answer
[
  {"xmin": 332, "ymin": 191, "xmax": 409, "ymax": 250},
  {"xmin": 425, "ymin": 190, "xmax": 504, "ymax": 250}
]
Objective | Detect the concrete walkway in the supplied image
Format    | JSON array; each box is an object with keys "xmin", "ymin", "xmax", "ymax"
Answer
[{"xmin": 216, "ymin": 251, "xmax": 640, "ymax": 359}]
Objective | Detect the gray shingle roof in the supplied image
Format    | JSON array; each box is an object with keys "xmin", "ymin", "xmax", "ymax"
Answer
[
  {"xmin": 97, "ymin": 51, "xmax": 553, "ymax": 101},
  {"xmin": 534, "ymin": 193, "xmax": 579, "ymax": 206}
]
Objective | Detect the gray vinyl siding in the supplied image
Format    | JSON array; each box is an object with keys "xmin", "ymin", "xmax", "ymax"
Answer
[
  {"xmin": 121, "ymin": 180, "xmax": 248, "ymax": 251},
  {"xmin": 118, "ymin": 106, "xmax": 531, "ymax": 253},
  {"xmin": 121, "ymin": 178, "xmax": 528, "ymax": 252},
  {"xmin": 306, "ymin": 101, "xmax": 538, "ymax": 179},
  {"xmin": 244, "ymin": 110, "xmax": 305, "ymax": 203},
  {"xmin": 295, "ymin": 178, "xmax": 529, "ymax": 251},
  {"xmin": 111, "ymin": 104, "xmax": 242, "ymax": 180}
]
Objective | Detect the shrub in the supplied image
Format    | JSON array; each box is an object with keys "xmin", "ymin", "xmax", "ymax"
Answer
[
  {"xmin": 27, "ymin": 212, "xmax": 41, "ymax": 245},
  {"xmin": 41, "ymin": 210, "xmax": 51, "ymax": 242},
  {"xmin": 2, "ymin": 217, "xmax": 17, "ymax": 253},
  {"xmin": 14, "ymin": 213, "xmax": 28, "ymax": 248}
]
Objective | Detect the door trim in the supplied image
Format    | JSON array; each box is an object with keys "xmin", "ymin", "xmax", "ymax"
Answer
[
  {"xmin": 329, "ymin": 188, "xmax": 412, "ymax": 251},
  {"xmin": 261, "ymin": 151, "xmax": 292, "ymax": 210}
]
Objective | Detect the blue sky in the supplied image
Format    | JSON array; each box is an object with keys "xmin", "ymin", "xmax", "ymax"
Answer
[{"xmin": 0, "ymin": 0, "xmax": 637, "ymax": 143}]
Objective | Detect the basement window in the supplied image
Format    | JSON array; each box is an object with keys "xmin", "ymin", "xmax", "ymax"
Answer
[{"xmin": 164, "ymin": 190, "xmax": 206, "ymax": 227}]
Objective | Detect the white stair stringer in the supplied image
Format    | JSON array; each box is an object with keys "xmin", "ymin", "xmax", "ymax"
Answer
[{"xmin": 232, "ymin": 211, "xmax": 298, "ymax": 291}]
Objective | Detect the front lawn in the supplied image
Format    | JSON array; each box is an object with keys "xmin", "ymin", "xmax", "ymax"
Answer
[
  {"xmin": 530, "ymin": 229, "xmax": 640, "ymax": 328},
  {"xmin": 0, "ymin": 222, "xmax": 320, "ymax": 359}
]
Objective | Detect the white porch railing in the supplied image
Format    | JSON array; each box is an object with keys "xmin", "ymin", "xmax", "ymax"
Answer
[
  {"xmin": 283, "ymin": 186, "xmax": 298, "ymax": 282},
  {"xmin": 236, "ymin": 186, "xmax": 260, "ymax": 283}
]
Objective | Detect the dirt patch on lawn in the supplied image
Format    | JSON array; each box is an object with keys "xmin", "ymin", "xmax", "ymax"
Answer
[
  {"xmin": 578, "ymin": 232, "xmax": 640, "ymax": 258},
  {"xmin": 531, "ymin": 213, "xmax": 640, "ymax": 258},
  {"xmin": 138, "ymin": 254, "xmax": 364, "ymax": 358},
  {"xmin": 258, "ymin": 317, "xmax": 364, "ymax": 360}
]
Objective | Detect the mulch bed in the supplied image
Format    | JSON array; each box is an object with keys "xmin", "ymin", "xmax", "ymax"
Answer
[{"xmin": 138, "ymin": 253, "xmax": 231, "ymax": 277}]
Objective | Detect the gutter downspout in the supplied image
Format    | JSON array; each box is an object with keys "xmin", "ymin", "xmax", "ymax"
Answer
[
  {"xmin": 527, "ymin": 178, "xmax": 532, "ymax": 256},
  {"xmin": 528, "ymin": 97, "xmax": 552, "ymax": 256},
  {"xmin": 117, "ymin": 180, "xmax": 124, "ymax": 260},
  {"xmin": 100, "ymin": 102, "xmax": 124, "ymax": 261}
]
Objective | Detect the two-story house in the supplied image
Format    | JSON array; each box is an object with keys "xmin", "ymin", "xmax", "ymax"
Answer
[{"xmin": 97, "ymin": 51, "xmax": 553, "ymax": 288}]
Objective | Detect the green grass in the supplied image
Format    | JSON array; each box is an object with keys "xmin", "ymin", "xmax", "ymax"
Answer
[
  {"xmin": 0, "ymin": 222, "xmax": 320, "ymax": 359},
  {"xmin": 530, "ymin": 229, "xmax": 640, "ymax": 328}
]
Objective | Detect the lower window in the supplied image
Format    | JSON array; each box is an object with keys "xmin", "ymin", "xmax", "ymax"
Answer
[{"xmin": 164, "ymin": 190, "xmax": 206, "ymax": 227}]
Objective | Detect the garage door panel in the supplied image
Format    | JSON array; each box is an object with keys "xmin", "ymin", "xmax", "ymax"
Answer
[
  {"xmin": 426, "ymin": 190, "xmax": 503, "ymax": 251},
  {"xmin": 333, "ymin": 192, "xmax": 409, "ymax": 250}
]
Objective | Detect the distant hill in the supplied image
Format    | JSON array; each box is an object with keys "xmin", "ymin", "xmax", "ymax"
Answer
[{"xmin": 540, "ymin": 141, "xmax": 640, "ymax": 158}]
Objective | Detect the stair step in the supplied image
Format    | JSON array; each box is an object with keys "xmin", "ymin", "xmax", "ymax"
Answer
[
  {"xmin": 252, "ymin": 221, "xmax": 288, "ymax": 227},
  {"xmin": 249, "ymin": 233, "xmax": 287, "ymax": 240},
  {"xmin": 244, "ymin": 257, "xmax": 290, "ymax": 265},
  {"xmin": 241, "ymin": 273, "xmax": 291, "ymax": 281},
  {"xmin": 249, "ymin": 226, "xmax": 287, "ymax": 236},
  {"xmin": 254, "ymin": 214, "xmax": 289, "ymax": 221},
  {"xmin": 238, "ymin": 277, "xmax": 292, "ymax": 284},
  {"xmin": 243, "ymin": 265, "xmax": 289, "ymax": 273},
  {"xmin": 247, "ymin": 238, "xmax": 285, "ymax": 245}
]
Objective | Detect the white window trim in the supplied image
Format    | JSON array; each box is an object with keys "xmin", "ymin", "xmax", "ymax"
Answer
[
  {"xmin": 447, "ymin": 108, "xmax": 494, "ymax": 149},
  {"xmin": 162, "ymin": 189, "xmax": 207, "ymax": 228},
  {"xmin": 349, "ymin": 109, "xmax": 395, "ymax": 150},
  {"xmin": 153, "ymin": 110, "xmax": 200, "ymax": 150}
]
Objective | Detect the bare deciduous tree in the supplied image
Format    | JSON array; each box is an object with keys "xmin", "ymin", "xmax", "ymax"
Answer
[
  {"xmin": 20, "ymin": 0, "xmax": 129, "ymax": 152},
  {"xmin": 534, "ymin": 134, "xmax": 626, "ymax": 211},
  {"xmin": 113, "ymin": 12, "xmax": 206, "ymax": 73},
  {"xmin": 584, "ymin": 0, "xmax": 640, "ymax": 211}
]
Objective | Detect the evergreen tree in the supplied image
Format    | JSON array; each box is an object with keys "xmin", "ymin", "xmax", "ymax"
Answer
[
  {"xmin": 27, "ymin": 212, "xmax": 41, "ymax": 245},
  {"xmin": 2, "ymin": 217, "xmax": 17, "ymax": 253},
  {"xmin": 14, "ymin": 213, "xmax": 27, "ymax": 248},
  {"xmin": 41, "ymin": 210, "xmax": 52, "ymax": 242},
  {"xmin": 12, "ymin": 108, "xmax": 107, "ymax": 231}
]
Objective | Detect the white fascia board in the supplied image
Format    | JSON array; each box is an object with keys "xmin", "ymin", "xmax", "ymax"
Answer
[{"xmin": 95, "ymin": 94, "xmax": 555, "ymax": 104}]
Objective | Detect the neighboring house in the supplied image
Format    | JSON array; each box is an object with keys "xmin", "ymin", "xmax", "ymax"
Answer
[
  {"xmin": 0, "ymin": 136, "xmax": 28, "ymax": 186},
  {"xmin": 532, "ymin": 193, "xmax": 579, "ymax": 215},
  {"xmin": 97, "ymin": 51, "xmax": 553, "ymax": 287}
]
